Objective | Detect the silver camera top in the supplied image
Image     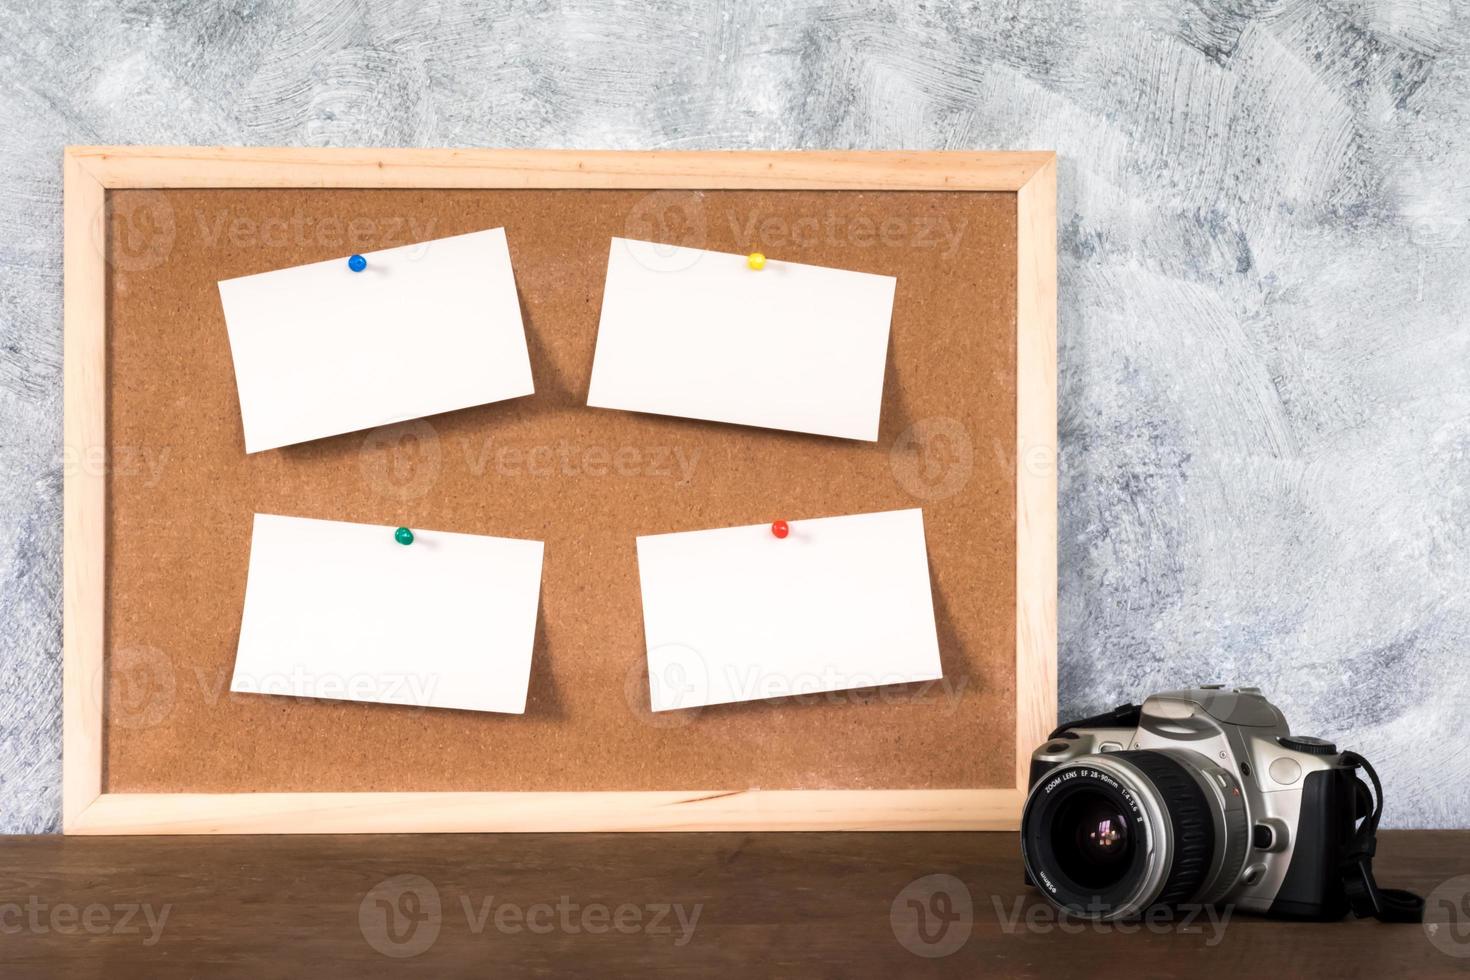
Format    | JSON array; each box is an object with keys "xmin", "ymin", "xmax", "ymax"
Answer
[{"xmin": 1034, "ymin": 686, "xmax": 1345, "ymax": 800}]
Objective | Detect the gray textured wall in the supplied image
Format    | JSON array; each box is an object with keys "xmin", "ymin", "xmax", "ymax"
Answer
[{"xmin": 3, "ymin": 1, "xmax": 1468, "ymax": 831}]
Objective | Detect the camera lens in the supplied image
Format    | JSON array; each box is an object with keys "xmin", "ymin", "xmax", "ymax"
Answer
[
  {"xmin": 1050, "ymin": 791, "xmax": 1135, "ymax": 890},
  {"xmin": 1021, "ymin": 750, "xmax": 1222, "ymax": 919}
]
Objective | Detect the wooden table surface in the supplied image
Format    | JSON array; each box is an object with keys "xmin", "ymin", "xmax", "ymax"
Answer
[{"xmin": 2, "ymin": 830, "xmax": 1467, "ymax": 978}]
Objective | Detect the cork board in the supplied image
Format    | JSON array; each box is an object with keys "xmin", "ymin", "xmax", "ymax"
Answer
[{"xmin": 65, "ymin": 149, "xmax": 1055, "ymax": 833}]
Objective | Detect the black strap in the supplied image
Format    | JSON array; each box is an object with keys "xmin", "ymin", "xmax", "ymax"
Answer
[
  {"xmin": 1338, "ymin": 751, "xmax": 1424, "ymax": 923},
  {"xmin": 1048, "ymin": 703, "xmax": 1142, "ymax": 740}
]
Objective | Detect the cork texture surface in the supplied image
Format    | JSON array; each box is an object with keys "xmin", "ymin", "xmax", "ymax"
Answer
[{"xmin": 102, "ymin": 187, "xmax": 1018, "ymax": 793}]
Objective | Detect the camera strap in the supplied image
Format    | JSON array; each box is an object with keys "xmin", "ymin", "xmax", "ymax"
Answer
[
  {"xmin": 1048, "ymin": 702, "xmax": 1142, "ymax": 740},
  {"xmin": 1338, "ymin": 751, "xmax": 1424, "ymax": 923}
]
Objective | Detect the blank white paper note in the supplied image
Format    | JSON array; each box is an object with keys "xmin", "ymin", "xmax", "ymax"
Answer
[
  {"xmin": 635, "ymin": 508, "xmax": 942, "ymax": 711},
  {"xmin": 587, "ymin": 238, "xmax": 897, "ymax": 441},
  {"xmin": 231, "ymin": 514, "xmax": 545, "ymax": 714},
  {"xmin": 218, "ymin": 227, "xmax": 534, "ymax": 453}
]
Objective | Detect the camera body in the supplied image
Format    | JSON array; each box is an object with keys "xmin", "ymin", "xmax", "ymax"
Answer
[{"xmin": 1021, "ymin": 686, "xmax": 1360, "ymax": 920}]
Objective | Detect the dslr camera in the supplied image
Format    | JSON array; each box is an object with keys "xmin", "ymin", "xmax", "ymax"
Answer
[{"xmin": 1020, "ymin": 686, "xmax": 1420, "ymax": 922}]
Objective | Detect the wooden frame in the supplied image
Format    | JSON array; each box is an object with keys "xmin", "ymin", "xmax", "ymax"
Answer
[{"xmin": 63, "ymin": 147, "xmax": 1056, "ymax": 834}]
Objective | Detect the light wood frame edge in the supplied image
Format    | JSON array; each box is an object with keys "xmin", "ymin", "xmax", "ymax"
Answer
[{"xmin": 62, "ymin": 147, "xmax": 1057, "ymax": 834}]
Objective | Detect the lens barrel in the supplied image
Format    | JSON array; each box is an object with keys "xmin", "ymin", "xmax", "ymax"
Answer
[{"xmin": 1021, "ymin": 750, "xmax": 1220, "ymax": 919}]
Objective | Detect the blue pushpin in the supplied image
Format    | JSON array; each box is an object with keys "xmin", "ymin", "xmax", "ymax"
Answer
[{"xmin": 348, "ymin": 254, "xmax": 367, "ymax": 272}]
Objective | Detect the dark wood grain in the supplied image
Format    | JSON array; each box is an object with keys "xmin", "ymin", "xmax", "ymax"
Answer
[{"xmin": 2, "ymin": 831, "xmax": 1466, "ymax": 978}]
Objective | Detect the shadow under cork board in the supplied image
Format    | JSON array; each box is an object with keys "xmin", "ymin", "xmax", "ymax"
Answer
[{"xmin": 63, "ymin": 149, "xmax": 1056, "ymax": 833}]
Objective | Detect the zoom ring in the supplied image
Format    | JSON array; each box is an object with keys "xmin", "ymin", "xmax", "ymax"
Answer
[{"xmin": 1113, "ymin": 751, "xmax": 1216, "ymax": 909}]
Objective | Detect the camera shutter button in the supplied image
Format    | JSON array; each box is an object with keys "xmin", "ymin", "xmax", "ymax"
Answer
[{"xmin": 1268, "ymin": 757, "xmax": 1302, "ymax": 785}]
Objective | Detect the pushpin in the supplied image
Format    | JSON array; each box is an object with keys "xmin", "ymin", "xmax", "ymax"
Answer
[
  {"xmin": 771, "ymin": 520, "xmax": 789, "ymax": 539},
  {"xmin": 348, "ymin": 254, "xmax": 367, "ymax": 272},
  {"xmin": 394, "ymin": 526, "xmax": 414, "ymax": 546},
  {"xmin": 747, "ymin": 251, "xmax": 766, "ymax": 271}
]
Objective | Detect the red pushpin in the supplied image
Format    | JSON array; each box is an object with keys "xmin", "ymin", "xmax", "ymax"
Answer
[{"xmin": 771, "ymin": 520, "xmax": 790, "ymax": 539}]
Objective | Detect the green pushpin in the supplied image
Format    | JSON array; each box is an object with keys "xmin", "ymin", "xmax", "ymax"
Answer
[{"xmin": 395, "ymin": 527, "xmax": 414, "ymax": 546}]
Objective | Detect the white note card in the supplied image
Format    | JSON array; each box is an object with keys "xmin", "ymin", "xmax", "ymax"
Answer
[
  {"xmin": 587, "ymin": 238, "xmax": 897, "ymax": 441},
  {"xmin": 635, "ymin": 508, "xmax": 941, "ymax": 711},
  {"xmin": 231, "ymin": 514, "xmax": 545, "ymax": 714},
  {"xmin": 218, "ymin": 227, "xmax": 534, "ymax": 453}
]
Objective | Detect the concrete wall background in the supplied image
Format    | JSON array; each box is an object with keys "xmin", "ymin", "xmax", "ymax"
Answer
[{"xmin": 3, "ymin": 1, "xmax": 1468, "ymax": 830}]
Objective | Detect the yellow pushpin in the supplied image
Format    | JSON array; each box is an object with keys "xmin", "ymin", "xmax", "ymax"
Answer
[{"xmin": 746, "ymin": 251, "xmax": 766, "ymax": 271}]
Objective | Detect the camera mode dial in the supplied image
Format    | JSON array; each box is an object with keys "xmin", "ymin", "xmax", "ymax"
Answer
[{"xmin": 1276, "ymin": 735, "xmax": 1336, "ymax": 756}]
